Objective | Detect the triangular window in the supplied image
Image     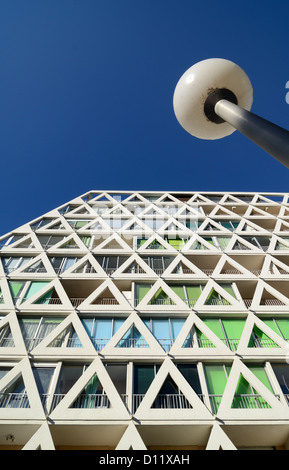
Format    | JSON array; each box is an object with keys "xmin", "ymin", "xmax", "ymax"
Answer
[
  {"xmin": 152, "ymin": 374, "xmax": 192, "ymax": 409},
  {"xmin": 116, "ymin": 325, "xmax": 149, "ymax": 348},
  {"xmin": 71, "ymin": 374, "xmax": 110, "ymax": 409}
]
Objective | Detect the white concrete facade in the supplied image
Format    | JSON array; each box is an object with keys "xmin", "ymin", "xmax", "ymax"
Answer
[{"xmin": 1, "ymin": 190, "xmax": 289, "ymax": 449}]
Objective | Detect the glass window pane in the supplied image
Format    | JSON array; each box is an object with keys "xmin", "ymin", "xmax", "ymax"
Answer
[
  {"xmin": 133, "ymin": 365, "xmax": 155, "ymax": 394},
  {"xmin": 186, "ymin": 285, "xmax": 202, "ymax": 300},
  {"xmin": 222, "ymin": 319, "xmax": 245, "ymax": 339},
  {"xmin": 56, "ymin": 365, "xmax": 83, "ymax": 394},
  {"xmin": 170, "ymin": 319, "xmax": 185, "ymax": 339},
  {"xmin": 177, "ymin": 364, "xmax": 202, "ymax": 394},
  {"xmin": 25, "ymin": 282, "xmax": 49, "ymax": 299},
  {"xmin": 275, "ymin": 319, "xmax": 289, "ymax": 339},
  {"xmin": 94, "ymin": 319, "xmax": 112, "ymax": 339},
  {"xmin": 203, "ymin": 319, "xmax": 224, "ymax": 339},
  {"xmin": 205, "ymin": 365, "xmax": 228, "ymax": 395},
  {"xmin": 249, "ymin": 366, "xmax": 273, "ymax": 392},
  {"xmin": 112, "ymin": 318, "xmax": 125, "ymax": 334},
  {"xmin": 152, "ymin": 319, "xmax": 170, "ymax": 339},
  {"xmin": 32, "ymin": 368, "xmax": 54, "ymax": 394}
]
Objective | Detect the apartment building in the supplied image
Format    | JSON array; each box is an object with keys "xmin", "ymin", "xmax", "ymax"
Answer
[{"xmin": 1, "ymin": 190, "xmax": 289, "ymax": 449}]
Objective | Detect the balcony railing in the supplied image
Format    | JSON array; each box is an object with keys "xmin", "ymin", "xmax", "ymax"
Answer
[
  {"xmin": 0, "ymin": 392, "xmax": 30, "ymax": 408},
  {"xmin": 248, "ymin": 338, "xmax": 280, "ymax": 348},
  {"xmin": 129, "ymin": 393, "xmax": 202, "ymax": 413},
  {"xmin": 0, "ymin": 337, "xmax": 14, "ymax": 347},
  {"xmin": 0, "ymin": 391, "xmax": 284, "ymax": 415},
  {"xmin": 208, "ymin": 394, "xmax": 279, "ymax": 414},
  {"xmin": 30, "ymin": 297, "xmax": 119, "ymax": 307},
  {"xmin": 196, "ymin": 338, "xmax": 240, "ymax": 351}
]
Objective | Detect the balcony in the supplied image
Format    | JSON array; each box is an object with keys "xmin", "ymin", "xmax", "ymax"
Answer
[
  {"xmin": 0, "ymin": 392, "xmax": 30, "ymax": 408},
  {"xmin": 208, "ymin": 394, "xmax": 279, "ymax": 414},
  {"xmin": 0, "ymin": 391, "xmax": 283, "ymax": 416}
]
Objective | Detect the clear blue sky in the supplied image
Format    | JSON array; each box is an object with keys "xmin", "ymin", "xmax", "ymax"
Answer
[{"xmin": 1, "ymin": 0, "xmax": 289, "ymax": 235}]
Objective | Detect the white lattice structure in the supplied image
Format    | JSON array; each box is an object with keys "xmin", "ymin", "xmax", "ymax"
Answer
[{"xmin": 1, "ymin": 190, "xmax": 289, "ymax": 449}]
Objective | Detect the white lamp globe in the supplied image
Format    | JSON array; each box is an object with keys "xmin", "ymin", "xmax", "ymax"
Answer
[{"xmin": 173, "ymin": 58, "xmax": 253, "ymax": 140}]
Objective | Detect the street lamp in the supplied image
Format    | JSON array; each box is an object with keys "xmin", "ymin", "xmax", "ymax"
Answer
[{"xmin": 173, "ymin": 58, "xmax": 289, "ymax": 168}]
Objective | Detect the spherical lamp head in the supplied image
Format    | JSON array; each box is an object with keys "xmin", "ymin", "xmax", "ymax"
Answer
[{"xmin": 173, "ymin": 58, "xmax": 253, "ymax": 140}]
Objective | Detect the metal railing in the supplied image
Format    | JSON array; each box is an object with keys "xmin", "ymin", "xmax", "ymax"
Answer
[
  {"xmin": 205, "ymin": 298, "xmax": 231, "ymax": 306},
  {"xmin": 0, "ymin": 392, "xmax": 30, "ymax": 408},
  {"xmin": 248, "ymin": 338, "xmax": 280, "ymax": 348},
  {"xmin": 0, "ymin": 337, "xmax": 14, "ymax": 347},
  {"xmin": 260, "ymin": 299, "xmax": 285, "ymax": 306},
  {"xmin": 129, "ymin": 393, "xmax": 202, "ymax": 413},
  {"xmin": 47, "ymin": 393, "xmax": 110, "ymax": 410},
  {"xmin": 0, "ymin": 391, "xmax": 284, "ymax": 415},
  {"xmin": 208, "ymin": 394, "xmax": 272, "ymax": 414},
  {"xmin": 197, "ymin": 338, "xmax": 240, "ymax": 351},
  {"xmin": 116, "ymin": 338, "xmax": 149, "ymax": 348}
]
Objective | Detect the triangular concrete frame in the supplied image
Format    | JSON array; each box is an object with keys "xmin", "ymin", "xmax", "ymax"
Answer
[
  {"xmin": 137, "ymin": 234, "xmax": 176, "ymax": 253},
  {"xmin": 158, "ymin": 217, "xmax": 191, "ymax": 233},
  {"xmin": 277, "ymin": 219, "xmax": 289, "ymax": 232},
  {"xmin": 216, "ymin": 358, "xmax": 288, "ymax": 420},
  {"xmin": 263, "ymin": 255, "xmax": 289, "ymax": 277},
  {"xmin": 19, "ymin": 279, "xmax": 72, "ymax": 311},
  {"xmin": 200, "ymin": 218, "xmax": 232, "ymax": 233},
  {"xmin": 176, "ymin": 204, "xmax": 201, "ymax": 218},
  {"xmin": 190, "ymin": 193, "xmax": 211, "ymax": 204},
  {"xmin": 77, "ymin": 216, "xmax": 112, "ymax": 233},
  {"xmin": 101, "ymin": 311, "xmax": 166, "ymax": 357},
  {"xmin": 122, "ymin": 193, "xmax": 148, "ymax": 204},
  {"xmin": 134, "ymin": 358, "xmax": 213, "ymax": 421},
  {"xmin": 67, "ymin": 203, "xmax": 95, "ymax": 216},
  {"xmin": 22, "ymin": 422, "xmax": 55, "ymax": 450},
  {"xmin": 47, "ymin": 233, "xmax": 88, "ymax": 252},
  {"xmin": 49, "ymin": 356, "xmax": 130, "ymax": 421},
  {"xmin": 10, "ymin": 253, "xmax": 55, "ymax": 278},
  {"xmin": 135, "ymin": 279, "xmax": 189, "ymax": 311},
  {"xmin": 31, "ymin": 311, "xmax": 96, "ymax": 357},
  {"xmin": 184, "ymin": 234, "xmax": 219, "ymax": 252},
  {"xmin": 157, "ymin": 193, "xmax": 181, "ymax": 204},
  {"xmin": 213, "ymin": 254, "xmax": 257, "ymax": 278},
  {"xmin": 0, "ymin": 278, "xmax": 17, "ymax": 310},
  {"xmin": 162, "ymin": 253, "xmax": 207, "ymax": 278},
  {"xmin": 223, "ymin": 194, "xmax": 249, "ymax": 204},
  {"xmin": 245, "ymin": 204, "xmax": 276, "ymax": 218},
  {"xmin": 210, "ymin": 204, "xmax": 241, "ymax": 218},
  {"xmin": 170, "ymin": 312, "xmax": 233, "ymax": 357},
  {"xmin": 104, "ymin": 203, "xmax": 133, "ymax": 217},
  {"xmin": 273, "ymin": 235, "xmax": 289, "ymax": 252},
  {"xmin": 78, "ymin": 279, "xmax": 132, "ymax": 310},
  {"xmin": 251, "ymin": 279, "xmax": 289, "ymax": 310},
  {"xmin": 195, "ymin": 280, "xmax": 242, "ymax": 310},
  {"xmin": 205, "ymin": 424, "xmax": 237, "ymax": 450},
  {"xmin": 120, "ymin": 216, "xmax": 153, "ymax": 233},
  {"xmin": 1, "ymin": 233, "xmax": 38, "ymax": 252},
  {"xmin": 238, "ymin": 218, "xmax": 266, "ymax": 233},
  {"xmin": 93, "ymin": 233, "xmax": 133, "ymax": 252},
  {"xmin": 253, "ymin": 194, "xmax": 281, "ymax": 205},
  {"xmin": 138, "ymin": 203, "xmax": 168, "ymax": 218},
  {"xmin": 279, "ymin": 205, "xmax": 289, "ymax": 218},
  {"xmin": 228, "ymin": 234, "xmax": 261, "ymax": 252},
  {"xmin": 115, "ymin": 423, "xmax": 147, "ymax": 450},
  {"xmin": 0, "ymin": 357, "xmax": 46, "ymax": 420},
  {"xmin": 0, "ymin": 311, "xmax": 27, "ymax": 355},
  {"xmin": 61, "ymin": 253, "xmax": 107, "ymax": 277},
  {"xmin": 112, "ymin": 254, "xmax": 158, "ymax": 278},
  {"xmin": 236, "ymin": 312, "xmax": 288, "ymax": 356},
  {"xmin": 35, "ymin": 217, "xmax": 72, "ymax": 232},
  {"xmin": 90, "ymin": 192, "xmax": 116, "ymax": 203}
]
